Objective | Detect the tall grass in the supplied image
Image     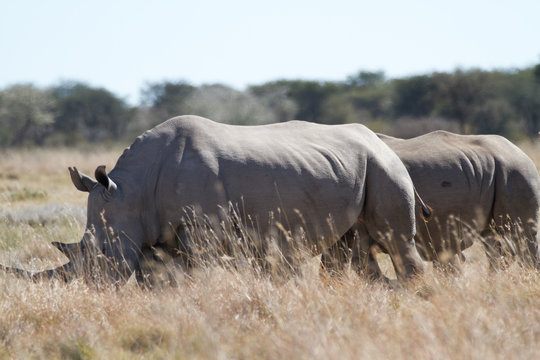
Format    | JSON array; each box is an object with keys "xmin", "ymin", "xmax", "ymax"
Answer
[{"xmin": 1, "ymin": 147, "xmax": 539, "ymax": 359}]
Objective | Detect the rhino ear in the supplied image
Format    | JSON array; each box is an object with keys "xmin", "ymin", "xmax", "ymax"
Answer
[
  {"xmin": 69, "ymin": 167, "xmax": 97, "ymax": 192},
  {"xmin": 95, "ymin": 165, "xmax": 117, "ymax": 194}
]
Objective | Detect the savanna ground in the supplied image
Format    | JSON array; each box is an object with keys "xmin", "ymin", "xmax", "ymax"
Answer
[{"xmin": 1, "ymin": 143, "xmax": 540, "ymax": 359}]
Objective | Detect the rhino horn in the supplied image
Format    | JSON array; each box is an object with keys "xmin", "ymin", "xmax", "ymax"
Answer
[
  {"xmin": 0, "ymin": 262, "xmax": 76, "ymax": 282},
  {"xmin": 1, "ymin": 241, "xmax": 90, "ymax": 282},
  {"xmin": 51, "ymin": 241, "xmax": 84, "ymax": 261}
]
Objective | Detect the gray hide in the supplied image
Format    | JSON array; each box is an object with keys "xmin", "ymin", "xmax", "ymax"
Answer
[
  {"xmin": 2, "ymin": 116, "xmax": 425, "ymax": 283},
  {"xmin": 379, "ymin": 131, "xmax": 540, "ymax": 268}
]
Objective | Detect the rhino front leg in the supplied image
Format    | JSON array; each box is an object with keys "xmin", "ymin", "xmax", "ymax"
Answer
[
  {"xmin": 99, "ymin": 233, "xmax": 143, "ymax": 285},
  {"xmin": 136, "ymin": 246, "xmax": 179, "ymax": 289}
]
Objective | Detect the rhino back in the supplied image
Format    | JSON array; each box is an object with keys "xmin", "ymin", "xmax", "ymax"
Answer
[
  {"xmin": 383, "ymin": 131, "xmax": 540, "ymax": 252},
  {"xmin": 115, "ymin": 116, "xmax": 388, "ymax": 244}
]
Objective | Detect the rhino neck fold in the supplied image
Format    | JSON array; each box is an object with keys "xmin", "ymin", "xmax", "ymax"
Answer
[{"xmin": 110, "ymin": 131, "xmax": 171, "ymax": 248}]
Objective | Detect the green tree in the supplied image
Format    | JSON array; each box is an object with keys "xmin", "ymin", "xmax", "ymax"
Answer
[
  {"xmin": 182, "ymin": 84, "xmax": 276, "ymax": 125},
  {"xmin": 252, "ymin": 80, "xmax": 341, "ymax": 123},
  {"xmin": 470, "ymin": 98, "xmax": 518, "ymax": 137},
  {"xmin": 434, "ymin": 69, "xmax": 496, "ymax": 132},
  {"xmin": 52, "ymin": 82, "xmax": 133, "ymax": 144},
  {"xmin": 0, "ymin": 84, "xmax": 55, "ymax": 146},
  {"xmin": 140, "ymin": 81, "xmax": 195, "ymax": 124},
  {"xmin": 248, "ymin": 83, "xmax": 297, "ymax": 122},
  {"xmin": 533, "ymin": 63, "xmax": 540, "ymax": 83},
  {"xmin": 318, "ymin": 85, "xmax": 392, "ymax": 125},
  {"xmin": 346, "ymin": 71, "xmax": 385, "ymax": 88},
  {"xmin": 317, "ymin": 71, "xmax": 390, "ymax": 125},
  {"xmin": 392, "ymin": 75, "xmax": 438, "ymax": 118},
  {"xmin": 504, "ymin": 67, "xmax": 540, "ymax": 136}
]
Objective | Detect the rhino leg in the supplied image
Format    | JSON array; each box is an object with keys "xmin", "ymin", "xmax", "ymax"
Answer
[
  {"xmin": 432, "ymin": 253, "xmax": 463, "ymax": 274},
  {"xmin": 481, "ymin": 218, "xmax": 539, "ymax": 271},
  {"xmin": 354, "ymin": 239, "xmax": 386, "ymax": 281},
  {"xmin": 321, "ymin": 226, "xmax": 387, "ymax": 281},
  {"xmin": 490, "ymin": 167, "xmax": 540, "ymax": 269},
  {"xmin": 135, "ymin": 246, "xmax": 178, "ymax": 289},
  {"xmin": 515, "ymin": 219, "xmax": 540, "ymax": 269},
  {"xmin": 320, "ymin": 230, "xmax": 354, "ymax": 274},
  {"xmin": 383, "ymin": 237, "xmax": 424, "ymax": 281},
  {"xmin": 364, "ymin": 209, "xmax": 425, "ymax": 281},
  {"xmin": 481, "ymin": 228, "xmax": 509, "ymax": 271},
  {"xmin": 364, "ymin": 158, "xmax": 426, "ymax": 280},
  {"xmin": 430, "ymin": 241, "xmax": 465, "ymax": 272},
  {"xmin": 155, "ymin": 223, "xmax": 197, "ymax": 270}
]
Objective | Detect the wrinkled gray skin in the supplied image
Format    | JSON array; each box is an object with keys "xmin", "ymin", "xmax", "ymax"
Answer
[
  {"xmin": 1, "ymin": 115, "xmax": 426, "ymax": 284},
  {"xmin": 377, "ymin": 131, "xmax": 540, "ymax": 269}
]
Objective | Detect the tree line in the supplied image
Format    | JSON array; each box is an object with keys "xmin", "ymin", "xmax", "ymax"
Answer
[{"xmin": 1, "ymin": 65, "xmax": 539, "ymax": 147}]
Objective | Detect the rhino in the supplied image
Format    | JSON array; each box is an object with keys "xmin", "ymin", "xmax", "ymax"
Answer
[
  {"xmin": 1, "ymin": 115, "xmax": 428, "ymax": 284},
  {"xmin": 375, "ymin": 131, "xmax": 540, "ymax": 269}
]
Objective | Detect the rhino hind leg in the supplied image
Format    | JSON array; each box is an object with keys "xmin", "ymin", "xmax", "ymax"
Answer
[
  {"xmin": 514, "ymin": 218, "xmax": 540, "ymax": 269},
  {"xmin": 481, "ymin": 216, "xmax": 539, "ymax": 271},
  {"xmin": 480, "ymin": 228, "xmax": 510, "ymax": 271},
  {"xmin": 490, "ymin": 167, "xmax": 540, "ymax": 269},
  {"xmin": 320, "ymin": 228, "xmax": 355, "ymax": 274},
  {"xmin": 321, "ymin": 225, "xmax": 386, "ymax": 281},
  {"xmin": 480, "ymin": 224, "xmax": 526, "ymax": 271},
  {"xmin": 432, "ymin": 253, "xmax": 464, "ymax": 274},
  {"xmin": 364, "ymin": 215, "xmax": 425, "ymax": 281}
]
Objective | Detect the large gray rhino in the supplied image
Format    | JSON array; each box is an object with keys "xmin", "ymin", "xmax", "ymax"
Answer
[
  {"xmin": 1, "ymin": 115, "xmax": 427, "ymax": 284},
  {"xmin": 377, "ymin": 131, "xmax": 540, "ymax": 269}
]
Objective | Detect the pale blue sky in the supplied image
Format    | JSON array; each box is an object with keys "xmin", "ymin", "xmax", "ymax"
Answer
[{"xmin": 1, "ymin": 0, "xmax": 539, "ymax": 104}]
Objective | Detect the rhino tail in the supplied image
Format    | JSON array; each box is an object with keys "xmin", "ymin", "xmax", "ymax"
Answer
[{"xmin": 414, "ymin": 187, "xmax": 433, "ymax": 222}]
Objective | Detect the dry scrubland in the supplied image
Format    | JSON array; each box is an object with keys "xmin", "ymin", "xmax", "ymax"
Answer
[{"xmin": 1, "ymin": 144, "xmax": 540, "ymax": 359}]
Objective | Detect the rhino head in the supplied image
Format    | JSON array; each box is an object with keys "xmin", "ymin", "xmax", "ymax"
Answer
[
  {"xmin": 1, "ymin": 166, "xmax": 145, "ymax": 285},
  {"xmin": 58, "ymin": 165, "xmax": 144, "ymax": 284}
]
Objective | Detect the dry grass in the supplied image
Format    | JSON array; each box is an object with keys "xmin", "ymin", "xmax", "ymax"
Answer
[
  {"xmin": 0, "ymin": 146, "xmax": 121, "ymax": 208},
  {"xmin": 1, "ymin": 146, "xmax": 540, "ymax": 359}
]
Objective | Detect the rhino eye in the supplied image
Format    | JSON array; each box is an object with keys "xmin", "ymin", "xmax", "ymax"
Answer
[
  {"xmin": 100, "ymin": 189, "xmax": 114, "ymax": 201},
  {"xmin": 441, "ymin": 181, "xmax": 452, "ymax": 188}
]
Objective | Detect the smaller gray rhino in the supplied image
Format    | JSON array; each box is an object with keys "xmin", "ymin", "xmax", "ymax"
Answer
[{"xmin": 379, "ymin": 131, "xmax": 540, "ymax": 269}]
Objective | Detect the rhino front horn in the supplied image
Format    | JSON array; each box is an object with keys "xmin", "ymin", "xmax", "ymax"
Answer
[{"xmin": 0, "ymin": 262, "xmax": 75, "ymax": 282}]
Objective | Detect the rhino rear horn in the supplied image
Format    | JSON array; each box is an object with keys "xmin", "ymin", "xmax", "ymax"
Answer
[
  {"xmin": 69, "ymin": 167, "xmax": 98, "ymax": 192},
  {"xmin": 52, "ymin": 241, "xmax": 84, "ymax": 261}
]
